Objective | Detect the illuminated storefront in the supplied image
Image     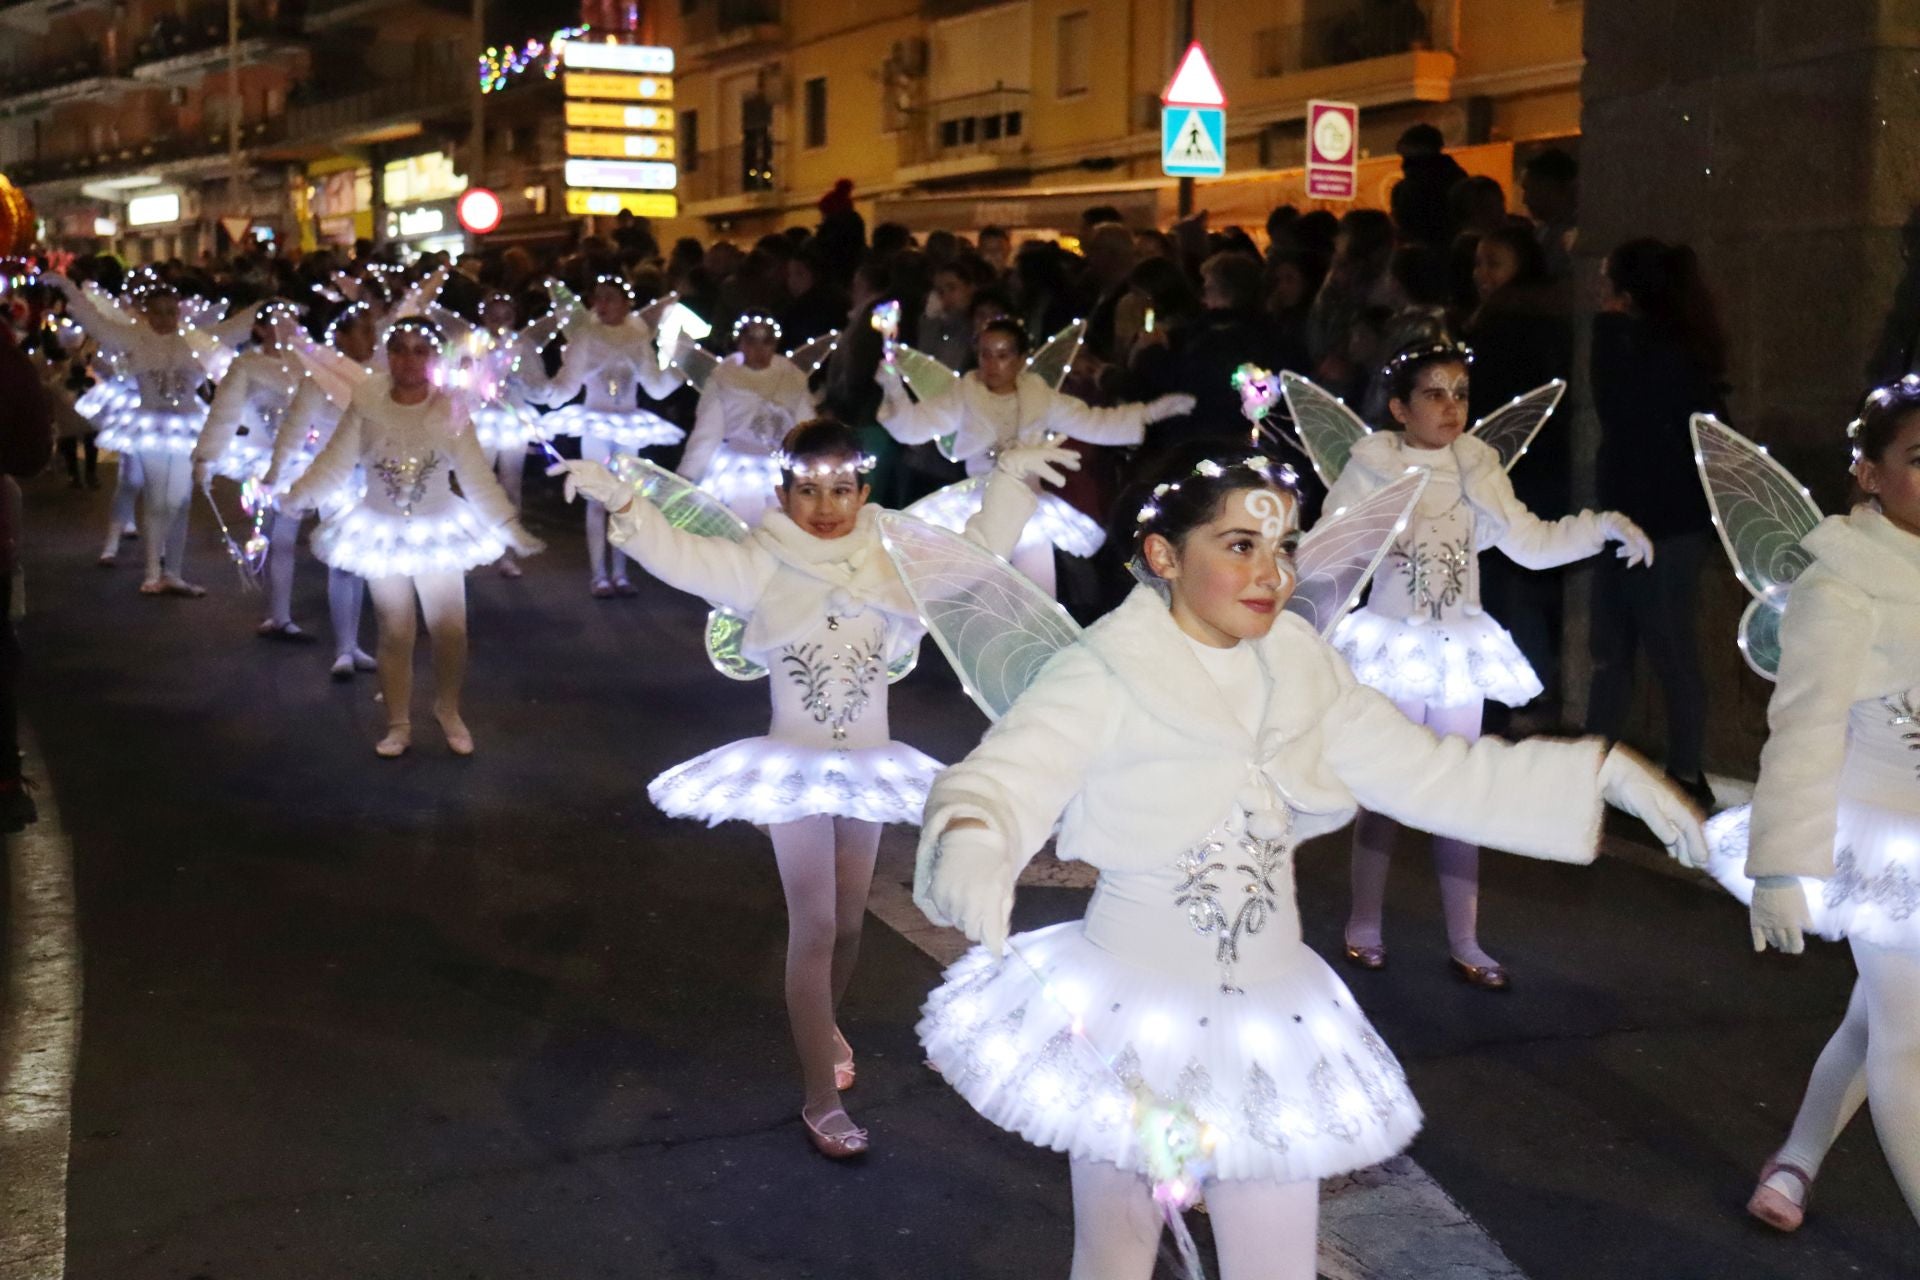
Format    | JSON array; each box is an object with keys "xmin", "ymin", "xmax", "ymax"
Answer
[{"xmin": 380, "ymin": 150, "xmax": 468, "ymax": 258}]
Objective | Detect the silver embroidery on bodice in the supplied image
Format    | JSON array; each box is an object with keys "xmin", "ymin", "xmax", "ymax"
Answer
[
  {"xmin": 1825, "ymin": 690, "xmax": 1920, "ymax": 919},
  {"xmin": 780, "ymin": 623, "xmax": 886, "ymax": 742},
  {"xmin": 138, "ymin": 364, "xmax": 200, "ymax": 411},
  {"xmin": 372, "ymin": 452, "xmax": 441, "ymax": 515},
  {"xmin": 1172, "ymin": 817, "xmax": 1296, "ymax": 994}
]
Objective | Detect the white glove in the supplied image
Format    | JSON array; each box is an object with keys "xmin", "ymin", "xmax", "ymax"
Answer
[
  {"xmin": 1144, "ymin": 393, "xmax": 1197, "ymax": 423},
  {"xmin": 500, "ymin": 519, "xmax": 545, "ymax": 558},
  {"xmin": 924, "ymin": 823, "xmax": 1014, "ymax": 957},
  {"xmin": 546, "ymin": 459, "xmax": 632, "ymax": 511},
  {"xmin": 1750, "ymin": 877, "xmax": 1811, "ymax": 954},
  {"xmin": 995, "ymin": 443, "xmax": 1082, "ymax": 488},
  {"xmin": 1600, "ymin": 512, "xmax": 1654, "ymax": 567},
  {"xmin": 1598, "ymin": 744, "xmax": 1707, "ymax": 868}
]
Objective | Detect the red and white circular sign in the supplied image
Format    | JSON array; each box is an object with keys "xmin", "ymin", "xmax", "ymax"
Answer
[{"xmin": 456, "ymin": 188, "xmax": 503, "ymax": 235}]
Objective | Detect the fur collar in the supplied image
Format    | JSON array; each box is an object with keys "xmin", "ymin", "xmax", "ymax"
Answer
[
  {"xmin": 1804, "ymin": 508, "xmax": 1920, "ymax": 604},
  {"xmin": 951, "ymin": 369, "xmax": 1052, "ymax": 460},
  {"xmin": 1082, "ymin": 587, "xmax": 1259, "ymax": 750},
  {"xmin": 1346, "ymin": 429, "xmax": 1500, "ymax": 489}
]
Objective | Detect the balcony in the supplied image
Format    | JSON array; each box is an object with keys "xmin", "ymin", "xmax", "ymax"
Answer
[
  {"xmin": 268, "ymin": 66, "xmax": 467, "ymax": 151},
  {"xmin": 897, "ymin": 87, "xmax": 1030, "ymax": 184},
  {"xmin": 681, "ymin": 0, "xmax": 783, "ymax": 61},
  {"xmin": 0, "ymin": 0, "xmax": 113, "ymax": 36},
  {"xmin": 130, "ymin": 9, "xmax": 307, "ymax": 82},
  {"xmin": 1251, "ymin": 1, "xmax": 1446, "ymax": 79},
  {"xmin": 0, "ymin": 52, "xmax": 135, "ymax": 119},
  {"xmin": 680, "ymin": 139, "xmax": 787, "ymax": 216},
  {"xmin": 302, "ymin": 0, "xmax": 466, "ymax": 30},
  {"xmin": 14, "ymin": 118, "xmax": 284, "ymax": 187}
]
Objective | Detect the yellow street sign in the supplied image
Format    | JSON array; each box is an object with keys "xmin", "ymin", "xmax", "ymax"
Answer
[
  {"xmin": 566, "ymin": 131, "xmax": 676, "ymax": 161},
  {"xmin": 564, "ymin": 72, "xmax": 672, "ymax": 102},
  {"xmin": 565, "ymin": 101, "xmax": 674, "ymax": 132},
  {"xmin": 565, "ymin": 190, "xmax": 679, "ymax": 218}
]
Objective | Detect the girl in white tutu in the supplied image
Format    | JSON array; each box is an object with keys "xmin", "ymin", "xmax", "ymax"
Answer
[
  {"xmin": 459, "ymin": 290, "xmax": 560, "ymax": 579},
  {"xmin": 876, "ymin": 316, "xmax": 1193, "ymax": 596},
  {"xmin": 265, "ymin": 304, "xmax": 381, "ymax": 679},
  {"xmin": 1322, "ymin": 342, "xmax": 1652, "ymax": 987},
  {"xmin": 533, "ymin": 275, "xmax": 683, "ymax": 597},
  {"xmin": 47, "ymin": 273, "xmax": 264, "ymax": 595},
  {"xmin": 548, "ymin": 420, "xmax": 1072, "ymax": 1161},
  {"xmin": 1705, "ymin": 380, "xmax": 1920, "ymax": 1232},
  {"xmin": 282, "ymin": 319, "xmax": 544, "ymax": 757},
  {"xmin": 912, "ymin": 448, "xmax": 1702, "ymax": 1279},
  {"xmin": 678, "ymin": 314, "xmax": 817, "ymax": 527}
]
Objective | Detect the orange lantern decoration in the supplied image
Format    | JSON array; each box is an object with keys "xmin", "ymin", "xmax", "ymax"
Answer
[{"xmin": 0, "ymin": 177, "xmax": 35, "ymax": 254}]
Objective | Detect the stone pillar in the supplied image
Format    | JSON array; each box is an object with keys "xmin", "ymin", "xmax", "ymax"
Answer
[{"xmin": 1567, "ymin": 1, "xmax": 1920, "ymax": 773}]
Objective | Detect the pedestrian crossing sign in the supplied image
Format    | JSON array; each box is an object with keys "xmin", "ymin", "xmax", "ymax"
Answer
[{"xmin": 1162, "ymin": 106, "xmax": 1226, "ymax": 178}]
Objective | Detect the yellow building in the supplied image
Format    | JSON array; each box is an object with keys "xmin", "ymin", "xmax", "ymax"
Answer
[{"xmin": 658, "ymin": 0, "xmax": 1582, "ymax": 240}]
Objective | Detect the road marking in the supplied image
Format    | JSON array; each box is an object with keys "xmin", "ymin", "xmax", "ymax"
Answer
[
  {"xmin": 866, "ymin": 834, "xmax": 1531, "ymax": 1280},
  {"xmin": 0, "ymin": 730, "xmax": 81, "ymax": 1280}
]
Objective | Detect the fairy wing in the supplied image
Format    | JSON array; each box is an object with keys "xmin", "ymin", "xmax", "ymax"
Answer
[
  {"xmin": 1468, "ymin": 379, "xmax": 1566, "ymax": 473},
  {"xmin": 1690, "ymin": 414, "xmax": 1822, "ymax": 679},
  {"xmin": 1283, "ymin": 469, "xmax": 1428, "ymax": 636},
  {"xmin": 607, "ymin": 453, "xmax": 751, "ymax": 542},
  {"xmin": 670, "ymin": 334, "xmax": 724, "ymax": 393},
  {"xmin": 544, "ymin": 279, "xmax": 589, "ymax": 339},
  {"xmin": 892, "ymin": 343, "xmax": 962, "ymax": 404},
  {"xmin": 290, "ymin": 335, "xmax": 371, "ymax": 407},
  {"xmin": 876, "ymin": 511, "xmax": 1083, "ymax": 721},
  {"xmin": 1025, "ymin": 318, "xmax": 1087, "ymax": 390},
  {"xmin": 786, "ymin": 328, "xmax": 841, "ymax": 377},
  {"xmin": 1279, "ymin": 371, "xmax": 1370, "ymax": 488}
]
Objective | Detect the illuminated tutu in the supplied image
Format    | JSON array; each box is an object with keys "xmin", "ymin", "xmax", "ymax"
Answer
[
  {"xmin": 74, "ymin": 377, "xmax": 136, "ymax": 423},
  {"xmin": 695, "ymin": 446, "xmax": 784, "ymax": 525},
  {"xmin": 202, "ymin": 427, "xmax": 275, "ymax": 481},
  {"xmin": 647, "ymin": 737, "xmax": 941, "ymax": 827},
  {"xmin": 311, "ymin": 503, "xmax": 507, "ymax": 578},
  {"xmin": 1332, "ymin": 607, "xmax": 1543, "ymax": 708},
  {"xmin": 907, "ymin": 478, "xmax": 1106, "ymax": 559},
  {"xmin": 540, "ymin": 403, "xmax": 684, "ymax": 450},
  {"xmin": 919, "ymin": 847, "xmax": 1421, "ymax": 1183},
  {"xmin": 471, "ymin": 402, "xmax": 547, "ymax": 452},
  {"xmin": 94, "ymin": 404, "xmax": 207, "ymax": 456}
]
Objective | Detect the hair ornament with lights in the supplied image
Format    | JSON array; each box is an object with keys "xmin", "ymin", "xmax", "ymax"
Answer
[
  {"xmin": 773, "ymin": 448, "xmax": 877, "ymax": 479},
  {"xmin": 1382, "ymin": 339, "xmax": 1474, "ymax": 381},
  {"xmin": 730, "ymin": 312, "xmax": 783, "ymax": 344},
  {"xmin": 1134, "ymin": 453, "xmax": 1298, "ymax": 527},
  {"xmin": 386, "ymin": 315, "xmax": 447, "ymax": 354},
  {"xmin": 592, "ymin": 272, "xmax": 637, "ymax": 305},
  {"xmin": 323, "ymin": 300, "xmax": 373, "ymax": 347}
]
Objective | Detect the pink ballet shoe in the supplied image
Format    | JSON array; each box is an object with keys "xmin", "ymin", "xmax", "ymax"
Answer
[
  {"xmin": 157, "ymin": 576, "xmax": 206, "ymax": 598},
  {"xmin": 613, "ymin": 577, "xmax": 639, "ymax": 597},
  {"xmin": 435, "ymin": 713, "xmax": 474, "ymax": 757},
  {"xmin": 833, "ymin": 1030, "xmax": 856, "ymax": 1092},
  {"xmin": 375, "ymin": 724, "xmax": 411, "ymax": 758},
  {"xmin": 1748, "ymin": 1157, "xmax": 1811, "ymax": 1232},
  {"xmin": 96, "ymin": 552, "xmax": 117, "ymax": 568},
  {"xmin": 801, "ymin": 1103, "xmax": 868, "ymax": 1159},
  {"xmin": 590, "ymin": 577, "xmax": 615, "ymax": 599}
]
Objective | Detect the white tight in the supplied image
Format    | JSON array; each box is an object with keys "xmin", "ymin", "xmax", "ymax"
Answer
[
  {"xmin": 265, "ymin": 510, "xmax": 301, "ymax": 627},
  {"xmin": 580, "ymin": 435, "xmax": 635, "ymax": 583},
  {"xmin": 328, "ymin": 569, "xmax": 367, "ymax": 661},
  {"xmin": 1011, "ymin": 532, "xmax": 1058, "ymax": 598},
  {"xmin": 1775, "ymin": 980, "xmax": 1869, "ymax": 1182},
  {"xmin": 491, "ymin": 442, "xmax": 526, "ymax": 511},
  {"xmin": 1347, "ymin": 696, "xmax": 1494, "ymax": 967},
  {"xmin": 1067, "ymin": 1159, "xmax": 1319, "ymax": 1280},
  {"xmin": 767, "ymin": 814, "xmax": 882, "ymax": 1107},
  {"xmin": 137, "ymin": 449, "xmax": 192, "ymax": 582},
  {"xmin": 365, "ymin": 570, "xmax": 467, "ymax": 732},
  {"xmin": 103, "ymin": 452, "xmax": 143, "ymax": 556}
]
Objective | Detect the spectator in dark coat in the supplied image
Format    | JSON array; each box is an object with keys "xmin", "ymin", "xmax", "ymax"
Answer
[
  {"xmin": 780, "ymin": 246, "xmax": 849, "ymax": 343},
  {"xmin": 1389, "ymin": 123, "xmax": 1469, "ymax": 248},
  {"xmin": 1129, "ymin": 252, "xmax": 1287, "ymax": 460},
  {"xmin": 0, "ymin": 323, "xmax": 53, "ymax": 830}
]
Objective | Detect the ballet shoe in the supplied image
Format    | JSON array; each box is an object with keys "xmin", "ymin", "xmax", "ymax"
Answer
[
  {"xmin": 590, "ymin": 577, "xmax": 615, "ymax": 599},
  {"xmin": 436, "ymin": 713, "xmax": 475, "ymax": 756},
  {"xmin": 330, "ymin": 654, "xmax": 356, "ymax": 682},
  {"xmin": 833, "ymin": 1030, "xmax": 856, "ymax": 1092},
  {"xmin": 1450, "ymin": 956, "xmax": 1511, "ymax": 991},
  {"xmin": 96, "ymin": 552, "xmax": 117, "ymax": 568},
  {"xmin": 157, "ymin": 575, "xmax": 205, "ymax": 598},
  {"xmin": 375, "ymin": 725, "xmax": 412, "ymax": 758},
  {"xmin": 801, "ymin": 1103, "xmax": 869, "ymax": 1159},
  {"xmin": 1342, "ymin": 942, "xmax": 1387, "ymax": 970},
  {"xmin": 352, "ymin": 649, "xmax": 378, "ymax": 672},
  {"xmin": 613, "ymin": 577, "xmax": 639, "ymax": 597},
  {"xmin": 257, "ymin": 620, "xmax": 316, "ymax": 643},
  {"xmin": 138, "ymin": 577, "xmax": 166, "ymax": 595},
  {"xmin": 1748, "ymin": 1158, "xmax": 1811, "ymax": 1232}
]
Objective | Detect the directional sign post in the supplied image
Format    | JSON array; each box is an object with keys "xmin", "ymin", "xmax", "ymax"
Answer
[
  {"xmin": 563, "ymin": 39, "xmax": 679, "ymax": 220},
  {"xmin": 1161, "ymin": 41, "xmax": 1227, "ymax": 182}
]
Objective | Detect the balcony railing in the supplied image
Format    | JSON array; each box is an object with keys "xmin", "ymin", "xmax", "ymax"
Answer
[
  {"xmin": 0, "ymin": 49, "xmax": 104, "ymax": 99},
  {"xmin": 280, "ymin": 66, "xmax": 466, "ymax": 143},
  {"xmin": 13, "ymin": 117, "xmax": 283, "ymax": 185},
  {"xmin": 681, "ymin": 140, "xmax": 786, "ymax": 205},
  {"xmin": 131, "ymin": 8, "xmax": 305, "ymax": 71},
  {"xmin": 902, "ymin": 87, "xmax": 1028, "ymax": 168},
  {"xmin": 1251, "ymin": 1, "xmax": 1445, "ymax": 78},
  {"xmin": 681, "ymin": 0, "xmax": 782, "ymax": 56}
]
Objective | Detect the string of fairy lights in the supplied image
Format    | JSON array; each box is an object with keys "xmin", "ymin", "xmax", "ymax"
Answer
[{"xmin": 477, "ymin": 24, "xmax": 591, "ymax": 95}]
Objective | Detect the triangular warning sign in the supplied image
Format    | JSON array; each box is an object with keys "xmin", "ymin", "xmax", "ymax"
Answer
[
  {"xmin": 219, "ymin": 216, "xmax": 250, "ymax": 242},
  {"xmin": 1169, "ymin": 109, "xmax": 1223, "ymax": 166},
  {"xmin": 1162, "ymin": 41, "xmax": 1225, "ymax": 108}
]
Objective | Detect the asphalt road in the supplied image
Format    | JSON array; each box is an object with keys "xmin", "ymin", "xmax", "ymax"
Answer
[{"xmin": 13, "ymin": 461, "xmax": 1920, "ymax": 1279}]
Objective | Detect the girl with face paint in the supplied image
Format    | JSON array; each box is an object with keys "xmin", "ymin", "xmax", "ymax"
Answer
[{"xmin": 1324, "ymin": 342, "xmax": 1658, "ymax": 989}]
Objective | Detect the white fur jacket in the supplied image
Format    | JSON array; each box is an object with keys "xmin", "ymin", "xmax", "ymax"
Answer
[
  {"xmin": 919, "ymin": 586, "xmax": 1609, "ymax": 890},
  {"xmin": 1750, "ymin": 509, "xmax": 1920, "ymax": 879},
  {"xmin": 879, "ymin": 370, "xmax": 1147, "ymax": 474},
  {"xmin": 680, "ymin": 356, "xmax": 818, "ymax": 481},
  {"xmin": 537, "ymin": 315, "xmax": 680, "ymax": 409},
  {"xmin": 606, "ymin": 466, "xmax": 1037, "ymax": 663},
  {"xmin": 1326, "ymin": 431, "xmax": 1609, "ymax": 568}
]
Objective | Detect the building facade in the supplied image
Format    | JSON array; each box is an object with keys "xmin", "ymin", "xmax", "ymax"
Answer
[{"xmin": 658, "ymin": 0, "xmax": 1584, "ymax": 241}]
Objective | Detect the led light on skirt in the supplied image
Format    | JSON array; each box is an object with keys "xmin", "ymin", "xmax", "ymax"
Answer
[
  {"xmin": 75, "ymin": 378, "xmax": 136, "ymax": 421},
  {"xmin": 470, "ymin": 402, "xmax": 548, "ymax": 451},
  {"xmin": 647, "ymin": 738, "xmax": 942, "ymax": 827},
  {"xmin": 1332, "ymin": 607, "xmax": 1543, "ymax": 708},
  {"xmin": 94, "ymin": 406, "xmax": 210, "ymax": 455},
  {"xmin": 309, "ymin": 504, "xmax": 509, "ymax": 578},
  {"xmin": 538, "ymin": 404, "xmax": 685, "ymax": 449},
  {"xmin": 1706, "ymin": 802, "xmax": 1920, "ymax": 950},
  {"xmin": 918, "ymin": 921, "xmax": 1421, "ymax": 1183},
  {"xmin": 696, "ymin": 448, "xmax": 784, "ymax": 508},
  {"xmin": 906, "ymin": 478, "xmax": 1106, "ymax": 558}
]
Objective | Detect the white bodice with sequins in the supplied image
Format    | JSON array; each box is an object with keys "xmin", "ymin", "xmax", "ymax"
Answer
[
  {"xmin": 766, "ymin": 605, "xmax": 893, "ymax": 750},
  {"xmin": 1838, "ymin": 691, "xmax": 1920, "ymax": 812},
  {"xmin": 361, "ymin": 412, "xmax": 463, "ymax": 521},
  {"xmin": 1368, "ymin": 470, "xmax": 1480, "ymax": 623}
]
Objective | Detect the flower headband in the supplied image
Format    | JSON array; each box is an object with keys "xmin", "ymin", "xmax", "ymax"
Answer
[
  {"xmin": 731, "ymin": 312, "xmax": 783, "ymax": 343},
  {"xmin": 1849, "ymin": 373, "xmax": 1920, "ymax": 462},
  {"xmin": 773, "ymin": 449, "xmax": 877, "ymax": 479},
  {"xmin": 386, "ymin": 316, "xmax": 446, "ymax": 353},
  {"xmin": 593, "ymin": 273, "xmax": 637, "ymax": 304},
  {"xmin": 1135, "ymin": 454, "xmax": 1298, "ymax": 526},
  {"xmin": 323, "ymin": 300, "xmax": 372, "ymax": 346},
  {"xmin": 1382, "ymin": 340, "xmax": 1474, "ymax": 380}
]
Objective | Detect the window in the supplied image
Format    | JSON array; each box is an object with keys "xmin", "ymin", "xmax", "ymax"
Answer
[
  {"xmin": 803, "ymin": 76, "xmax": 827, "ymax": 149},
  {"xmin": 1056, "ymin": 11, "xmax": 1089, "ymax": 97},
  {"xmin": 681, "ymin": 108, "xmax": 699, "ymax": 172}
]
